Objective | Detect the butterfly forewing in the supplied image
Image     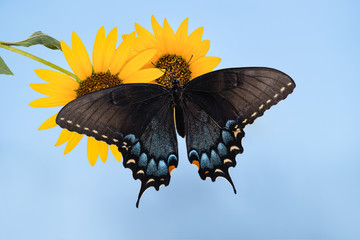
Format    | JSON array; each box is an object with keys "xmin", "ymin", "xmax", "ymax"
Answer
[
  {"xmin": 184, "ymin": 67, "xmax": 295, "ymax": 126},
  {"xmin": 181, "ymin": 67, "xmax": 295, "ymax": 188},
  {"xmin": 56, "ymin": 84, "xmax": 179, "ymax": 207}
]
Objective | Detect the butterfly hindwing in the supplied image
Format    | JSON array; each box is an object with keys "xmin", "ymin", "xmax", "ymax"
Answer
[
  {"xmin": 123, "ymin": 99, "xmax": 179, "ymax": 207},
  {"xmin": 56, "ymin": 84, "xmax": 179, "ymax": 207},
  {"xmin": 182, "ymin": 67, "xmax": 295, "ymax": 188},
  {"xmin": 182, "ymin": 99, "xmax": 239, "ymax": 192}
]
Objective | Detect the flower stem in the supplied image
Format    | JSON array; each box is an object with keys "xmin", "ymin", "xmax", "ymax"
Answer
[{"xmin": 0, "ymin": 43, "xmax": 80, "ymax": 82}]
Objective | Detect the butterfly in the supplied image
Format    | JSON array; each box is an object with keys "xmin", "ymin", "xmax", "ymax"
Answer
[{"xmin": 56, "ymin": 67, "xmax": 295, "ymax": 207}]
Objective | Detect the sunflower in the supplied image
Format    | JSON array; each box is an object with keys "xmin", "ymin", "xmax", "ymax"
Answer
[
  {"xmin": 131, "ymin": 16, "xmax": 221, "ymax": 88},
  {"xmin": 29, "ymin": 27, "xmax": 163, "ymax": 166}
]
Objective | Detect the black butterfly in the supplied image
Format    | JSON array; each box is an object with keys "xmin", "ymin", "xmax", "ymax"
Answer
[{"xmin": 56, "ymin": 67, "xmax": 295, "ymax": 207}]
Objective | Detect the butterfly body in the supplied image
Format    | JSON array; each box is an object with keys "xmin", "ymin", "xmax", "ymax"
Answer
[
  {"xmin": 170, "ymin": 79, "xmax": 186, "ymax": 137},
  {"xmin": 56, "ymin": 67, "xmax": 295, "ymax": 207}
]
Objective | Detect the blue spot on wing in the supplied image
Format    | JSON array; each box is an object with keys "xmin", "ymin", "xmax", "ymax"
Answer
[
  {"xmin": 225, "ymin": 120, "xmax": 236, "ymax": 130},
  {"xmin": 189, "ymin": 150, "xmax": 199, "ymax": 160},
  {"xmin": 124, "ymin": 134, "xmax": 136, "ymax": 143},
  {"xmin": 139, "ymin": 153, "xmax": 148, "ymax": 167},
  {"xmin": 200, "ymin": 153, "xmax": 213, "ymax": 169},
  {"xmin": 222, "ymin": 130, "xmax": 234, "ymax": 145},
  {"xmin": 157, "ymin": 160, "xmax": 168, "ymax": 176},
  {"xmin": 146, "ymin": 159, "xmax": 157, "ymax": 175},
  {"xmin": 167, "ymin": 154, "xmax": 177, "ymax": 165},
  {"xmin": 217, "ymin": 143, "xmax": 228, "ymax": 157},
  {"xmin": 210, "ymin": 150, "xmax": 221, "ymax": 166},
  {"xmin": 131, "ymin": 142, "xmax": 141, "ymax": 156}
]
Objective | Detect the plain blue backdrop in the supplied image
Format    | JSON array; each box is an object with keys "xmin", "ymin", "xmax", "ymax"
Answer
[{"xmin": 1, "ymin": 0, "xmax": 359, "ymax": 239}]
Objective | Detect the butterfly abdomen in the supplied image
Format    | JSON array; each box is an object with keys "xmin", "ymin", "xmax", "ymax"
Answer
[{"xmin": 171, "ymin": 80, "xmax": 186, "ymax": 138}]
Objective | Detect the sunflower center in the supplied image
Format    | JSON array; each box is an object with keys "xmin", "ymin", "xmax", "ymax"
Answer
[
  {"xmin": 155, "ymin": 54, "xmax": 192, "ymax": 88},
  {"xmin": 76, "ymin": 72, "xmax": 122, "ymax": 98}
]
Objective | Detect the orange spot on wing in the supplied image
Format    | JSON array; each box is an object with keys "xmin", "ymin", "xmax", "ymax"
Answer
[
  {"xmin": 168, "ymin": 165, "xmax": 175, "ymax": 175},
  {"xmin": 160, "ymin": 178, "xmax": 165, "ymax": 181},
  {"xmin": 192, "ymin": 160, "xmax": 200, "ymax": 169},
  {"xmin": 205, "ymin": 171, "xmax": 209, "ymax": 174}
]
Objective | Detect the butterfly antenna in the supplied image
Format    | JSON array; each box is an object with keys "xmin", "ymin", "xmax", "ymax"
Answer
[
  {"xmin": 151, "ymin": 62, "xmax": 166, "ymax": 73},
  {"xmin": 187, "ymin": 55, "xmax": 193, "ymax": 64}
]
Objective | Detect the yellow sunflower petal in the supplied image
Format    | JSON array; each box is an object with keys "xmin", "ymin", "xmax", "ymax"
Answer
[
  {"xmin": 61, "ymin": 40, "xmax": 87, "ymax": 80},
  {"xmin": 151, "ymin": 15, "xmax": 163, "ymax": 38},
  {"xmin": 110, "ymin": 32, "xmax": 136, "ymax": 75},
  {"xmin": 163, "ymin": 18, "xmax": 176, "ymax": 53},
  {"xmin": 29, "ymin": 95, "xmax": 74, "ymax": 108},
  {"xmin": 99, "ymin": 141, "xmax": 109, "ymax": 163},
  {"xmin": 103, "ymin": 27, "xmax": 117, "ymax": 72},
  {"xmin": 38, "ymin": 113, "xmax": 58, "ymax": 130},
  {"xmin": 71, "ymin": 32, "xmax": 92, "ymax": 79},
  {"xmin": 30, "ymin": 83, "xmax": 76, "ymax": 98},
  {"xmin": 192, "ymin": 40, "xmax": 210, "ymax": 62},
  {"xmin": 175, "ymin": 18, "xmax": 189, "ymax": 55},
  {"xmin": 190, "ymin": 56, "xmax": 221, "ymax": 79},
  {"xmin": 188, "ymin": 26, "xmax": 204, "ymax": 42},
  {"xmin": 124, "ymin": 68, "xmax": 164, "ymax": 84},
  {"xmin": 182, "ymin": 27, "xmax": 204, "ymax": 61},
  {"xmin": 87, "ymin": 137, "xmax": 99, "ymax": 166},
  {"xmin": 55, "ymin": 129, "xmax": 72, "ymax": 146},
  {"xmin": 135, "ymin": 23, "xmax": 158, "ymax": 49},
  {"xmin": 176, "ymin": 18, "xmax": 189, "ymax": 37},
  {"xmin": 64, "ymin": 132, "xmax": 83, "ymax": 154},
  {"xmin": 92, "ymin": 26, "xmax": 106, "ymax": 73},
  {"xmin": 93, "ymin": 27, "xmax": 117, "ymax": 73},
  {"xmin": 110, "ymin": 145, "xmax": 122, "ymax": 162},
  {"xmin": 118, "ymin": 49, "xmax": 157, "ymax": 80},
  {"xmin": 150, "ymin": 16, "xmax": 166, "ymax": 54},
  {"xmin": 34, "ymin": 69, "xmax": 79, "ymax": 89}
]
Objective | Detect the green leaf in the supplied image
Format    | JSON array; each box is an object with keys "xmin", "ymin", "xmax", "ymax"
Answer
[
  {"xmin": 0, "ymin": 56, "xmax": 14, "ymax": 75},
  {"xmin": 0, "ymin": 31, "xmax": 61, "ymax": 50}
]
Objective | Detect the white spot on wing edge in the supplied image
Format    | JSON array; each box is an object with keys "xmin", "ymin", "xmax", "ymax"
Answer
[
  {"xmin": 67, "ymin": 120, "xmax": 72, "ymax": 124},
  {"xmin": 230, "ymin": 146, "xmax": 240, "ymax": 152},
  {"xmin": 92, "ymin": 130, "xmax": 98, "ymax": 134},
  {"xmin": 146, "ymin": 179, "xmax": 155, "ymax": 184},
  {"xmin": 224, "ymin": 159, "xmax": 232, "ymax": 164},
  {"xmin": 137, "ymin": 170, "xmax": 144, "ymax": 175},
  {"xmin": 287, "ymin": 82, "xmax": 292, "ymax": 86},
  {"xmin": 215, "ymin": 169, "xmax": 224, "ymax": 174},
  {"xmin": 280, "ymin": 87, "xmax": 285, "ymax": 92},
  {"xmin": 127, "ymin": 159, "xmax": 136, "ymax": 164}
]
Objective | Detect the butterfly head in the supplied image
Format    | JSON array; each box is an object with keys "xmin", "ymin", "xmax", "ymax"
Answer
[{"xmin": 170, "ymin": 79, "xmax": 181, "ymax": 89}]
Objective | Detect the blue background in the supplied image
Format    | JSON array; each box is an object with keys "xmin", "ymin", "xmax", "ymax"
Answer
[{"xmin": 1, "ymin": 0, "xmax": 359, "ymax": 239}]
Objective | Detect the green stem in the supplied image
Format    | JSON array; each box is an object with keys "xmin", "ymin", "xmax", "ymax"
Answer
[{"xmin": 0, "ymin": 43, "xmax": 80, "ymax": 82}]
